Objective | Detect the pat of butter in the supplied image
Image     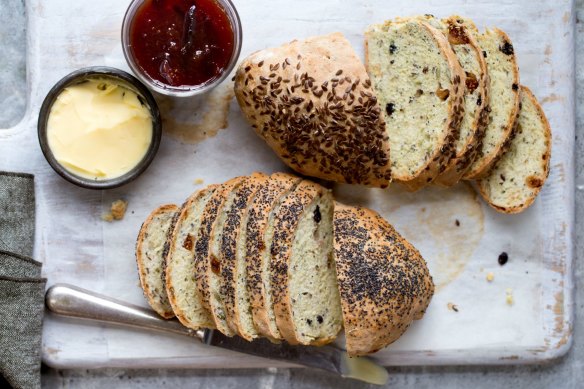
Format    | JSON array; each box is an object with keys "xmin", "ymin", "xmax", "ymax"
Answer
[{"xmin": 47, "ymin": 79, "xmax": 153, "ymax": 180}]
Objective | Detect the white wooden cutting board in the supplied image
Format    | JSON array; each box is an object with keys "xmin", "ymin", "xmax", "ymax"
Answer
[{"xmin": 0, "ymin": 0, "xmax": 574, "ymax": 368}]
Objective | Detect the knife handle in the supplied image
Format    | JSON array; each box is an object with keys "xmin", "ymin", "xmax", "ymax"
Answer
[{"xmin": 45, "ymin": 283, "xmax": 205, "ymax": 340}]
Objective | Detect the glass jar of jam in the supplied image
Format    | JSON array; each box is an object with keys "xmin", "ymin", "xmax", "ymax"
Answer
[{"xmin": 122, "ymin": 0, "xmax": 242, "ymax": 96}]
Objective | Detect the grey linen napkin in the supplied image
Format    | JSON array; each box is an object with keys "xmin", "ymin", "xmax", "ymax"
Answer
[{"xmin": 0, "ymin": 172, "xmax": 46, "ymax": 389}]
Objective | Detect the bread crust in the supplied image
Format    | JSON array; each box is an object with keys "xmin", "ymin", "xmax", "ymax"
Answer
[
  {"xmin": 477, "ymin": 86, "xmax": 552, "ymax": 213},
  {"xmin": 194, "ymin": 177, "xmax": 245, "ymax": 336},
  {"xmin": 433, "ymin": 16, "xmax": 490, "ymax": 186},
  {"xmin": 234, "ymin": 33, "xmax": 391, "ymax": 188},
  {"xmin": 270, "ymin": 180, "xmax": 324, "ymax": 345},
  {"xmin": 220, "ymin": 172, "xmax": 269, "ymax": 339},
  {"xmin": 464, "ymin": 28, "xmax": 520, "ymax": 180},
  {"xmin": 246, "ymin": 173, "xmax": 301, "ymax": 341},
  {"xmin": 165, "ymin": 187, "xmax": 217, "ymax": 330},
  {"xmin": 333, "ymin": 203, "xmax": 435, "ymax": 356},
  {"xmin": 135, "ymin": 204, "xmax": 179, "ymax": 319}
]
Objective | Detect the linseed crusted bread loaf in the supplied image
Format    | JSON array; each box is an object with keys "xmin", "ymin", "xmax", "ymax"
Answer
[
  {"xmin": 219, "ymin": 172, "xmax": 269, "ymax": 339},
  {"xmin": 234, "ymin": 32, "xmax": 392, "ymax": 188},
  {"xmin": 365, "ymin": 18, "xmax": 466, "ymax": 190},
  {"xmin": 164, "ymin": 187, "xmax": 217, "ymax": 330},
  {"xmin": 135, "ymin": 204, "xmax": 179, "ymax": 319},
  {"xmin": 270, "ymin": 180, "xmax": 342, "ymax": 346},
  {"xmin": 430, "ymin": 16, "xmax": 490, "ymax": 186},
  {"xmin": 333, "ymin": 203, "xmax": 434, "ymax": 356},
  {"xmin": 246, "ymin": 173, "xmax": 302, "ymax": 341},
  {"xmin": 477, "ymin": 86, "xmax": 551, "ymax": 213},
  {"xmin": 194, "ymin": 176, "xmax": 245, "ymax": 336},
  {"xmin": 464, "ymin": 28, "xmax": 520, "ymax": 180}
]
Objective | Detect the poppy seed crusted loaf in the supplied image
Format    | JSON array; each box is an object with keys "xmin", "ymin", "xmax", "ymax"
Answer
[
  {"xmin": 135, "ymin": 204, "xmax": 179, "ymax": 319},
  {"xmin": 365, "ymin": 19, "xmax": 466, "ymax": 191},
  {"xmin": 234, "ymin": 32, "xmax": 392, "ymax": 188},
  {"xmin": 333, "ymin": 203, "xmax": 434, "ymax": 356},
  {"xmin": 137, "ymin": 173, "xmax": 435, "ymax": 354},
  {"xmin": 477, "ymin": 86, "xmax": 551, "ymax": 213}
]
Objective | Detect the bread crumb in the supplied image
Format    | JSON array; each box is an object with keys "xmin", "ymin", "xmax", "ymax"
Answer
[
  {"xmin": 447, "ymin": 302, "xmax": 459, "ymax": 312},
  {"xmin": 486, "ymin": 272, "xmax": 494, "ymax": 282},
  {"xmin": 102, "ymin": 199, "xmax": 128, "ymax": 222},
  {"xmin": 194, "ymin": 178, "xmax": 204, "ymax": 185},
  {"xmin": 506, "ymin": 288, "xmax": 514, "ymax": 306}
]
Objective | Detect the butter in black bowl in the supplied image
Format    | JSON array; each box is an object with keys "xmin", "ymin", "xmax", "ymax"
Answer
[{"xmin": 38, "ymin": 66, "xmax": 162, "ymax": 189}]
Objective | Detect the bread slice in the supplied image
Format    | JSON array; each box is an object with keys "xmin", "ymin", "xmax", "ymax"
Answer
[
  {"xmin": 246, "ymin": 173, "xmax": 302, "ymax": 341},
  {"xmin": 333, "ymin": 203, "xmax": 435, "ymax": 356},
  {"xmin": 432, "ymin": 16, "xmax": 490, "ymax": 186},
  {"xmin": 464, "ymin": 28, "xmax": 520, "ymax": 179},
  {"xmin": 365, "ymin": 19, "xmax": 466, "ymax": 190},
  {"xmin": 234, "ymin": 32, "xmax": 391, "ymax": 188},
  {"xmin": 219, "ymin": 172, "xmax": 269, "ymax": 339},
  {"xmin": 165, "ymin": 187, "xmax": 217, "ymax": 330},
  {"xmin": 270, "ymin": 180, "xmax": 342, "ymax": 346},
  {"xmin": 194, "ymin": 176, "xmax": 245, "ymax": 336},
  {"xmin": 135, "ymin": 204, "xmax": 179, "ymax": 319},
  {"xmin": 477, "ymin": 86, "xmax": 551, "ymax": 213}
]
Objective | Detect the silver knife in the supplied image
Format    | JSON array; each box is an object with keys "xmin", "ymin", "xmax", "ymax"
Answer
[{"xmin": 45, "ymin": 283, "xmax": 389, "ymax": 385}]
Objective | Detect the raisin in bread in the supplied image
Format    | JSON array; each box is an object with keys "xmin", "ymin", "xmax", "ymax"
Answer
[
  {"xmin": 234, "ymin": 32, "xmax": 391, "ymax": 188},
  {"xmin": 135, "ymin": 204, "xmax": 179, "ymax": 319},
  {"xmin": 477, "ymin": 86, "xmax": 551, "ymax": 213},
  {"xmin": 365, "ymin": 19, "xmax": 466, "ymax": 191},
  {"xmin": 165, "ymin": 187, "xmax": 217, "ymax": 330},
  {"xmin": 431, "ymin": 16, "xmax": 490, "ymax": 186},
  {"xmin": 270, "ymin": 180, "xmax": 342, "ymax": 346},
  {"xmin": 464, "ymin": 28, "xmax": 520, "ymax": 179},
  {"xmin": 219, "ymin": 172, "xmax": 269, "ymax": 339},
  {"xmin": 246, "ymin": 173, "xmax": 302, "ymax": 341},
  {"xmin": 194, "ymin": 177, "xmax": 245, "ymax": 336},
  {"xmin": 333, "ymin": 203, "xmax": 435, "ymax": 356}
]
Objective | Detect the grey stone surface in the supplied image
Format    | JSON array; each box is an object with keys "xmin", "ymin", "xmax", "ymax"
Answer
[
  {"xmin": 0, "ymin": 0, "xmax": 26, "ymax": 129},
  {"xmin": 0, "ymin": 1, "xmax": 582, "ymax": 387}
]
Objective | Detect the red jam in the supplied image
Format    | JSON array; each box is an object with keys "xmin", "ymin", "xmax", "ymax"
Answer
[{"xmin": 129, "ymin": 0, "xmax": 235, "ymax": 87}]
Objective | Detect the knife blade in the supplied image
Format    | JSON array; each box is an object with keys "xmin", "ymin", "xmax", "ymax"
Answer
[{"xmin": 45, "ymin": 283, "xmax": 388, "ymax": 385}]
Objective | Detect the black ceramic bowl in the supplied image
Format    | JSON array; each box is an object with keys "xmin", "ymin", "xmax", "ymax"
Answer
[{"xmin": 38, "ymin": 66, "xmax": 162, "ymax": 189}]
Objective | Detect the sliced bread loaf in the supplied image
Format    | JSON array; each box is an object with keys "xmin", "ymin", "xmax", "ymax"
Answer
[
  {"xmin": 365, "ymin": 19, "xmax": 466, "ymax": 190},
  {"xmin": 135, "ymin": 204, "xmax": 179, "ymax": 319},
  {"xmin": 432, "ymin": 16, "xmax": 490, "ymax": 186},
  {"xmin": 165, "ymin": 187, "xmax": 217, "ymax": 330},
  {"xmin": 477, "ymin": 86, "xmax": 551, "ymax": 213},
  {"xmin": 245, "ymin": 173, "xmax": 302, "ymax": 341},
  {"xmin": 219, "ymin": 172, "xmax": 269, "ymax": 339},
  {"xmin": 234, "ymin": 32, "xmax": 391, "ymax": 188},
  {"xmin": 270, "ymin": 180, "xmax": 342, "ymax": 346},
  {"xmin": 194, "ymin": 176, "xmax": 245, "ymax": 336},
  {"xmin": 333, "ymin": 203, "xmax": 435, "ymax": 356},
  {"xmin": 463, "ymin": 28, "xmax": 520, "ymax": 179}
]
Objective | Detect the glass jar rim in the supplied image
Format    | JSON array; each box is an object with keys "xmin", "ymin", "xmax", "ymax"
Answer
[{"xmin": 121, "ymin": 0, "xmax": 243, "ymax": 97}]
